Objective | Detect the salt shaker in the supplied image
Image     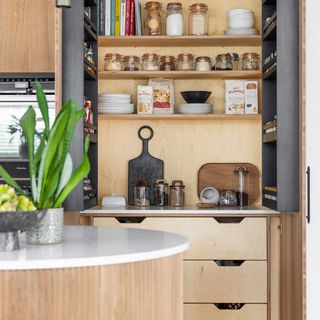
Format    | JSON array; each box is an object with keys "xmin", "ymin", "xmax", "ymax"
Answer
[{"xmin": 170, "ymin": 180, "xmax": 185, "ymax": 207}]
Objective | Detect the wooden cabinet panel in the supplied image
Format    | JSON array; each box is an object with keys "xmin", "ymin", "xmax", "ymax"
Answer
[
  {"xmin": 0, "ymin": 0, "xmax": 55, "ymax": 72},
  {"xmin": 184, "ymin": 261, "xmax": 267, "ymax": 303},
  {"xmin": 93, "ymin": 217, "xmax": 267, "ymax": 260},
  {"xmin": 184, "ymin": 303, "xmax": 267, "ymax": 320}
]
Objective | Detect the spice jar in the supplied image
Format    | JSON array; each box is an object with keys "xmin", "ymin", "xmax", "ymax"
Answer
[
  {"xmin": 123, "ymin": 55, "xmax": 141, "ymax": 71},
  {"xmin": 219, "ymin": 190, "xmax": 238, "ymax": 207},
  {"xmin": 215, "ymin": 54, "xmax": 233, "ymax": 71},
  {"xmin": 142, "ymin": 53, "xmax": 160, "ymax": 71},
  {"xmin": 195, "ymin": 56, "xmax": 211, "ymax": 71},
  {"xmin": 234, "ymin": 166, "xmax": 249, "ymax": 206},
  {"xmin": 134, "ymin": 180, "xmax": 150, "ymax": 207},
  {"xmin": 159, "ymin": 55, "xmax": 176, "ymax": 71},
  {"xmin": 144, "ymin": 1, "xmax": 164, "ymax": 36},
  {"xmin": 104, "ymin": 53, "xmax": 122, "ymax": 71},
  {"xmin": 170, "ymin": 180, "xmax": 185, "ymax": 207},
  {"xmin": 166, "ymin": 2, "xmax": 184, "ymax": 36},
  {"xmin": 241, "ymin": 52, "xmax": 260, "ymax": 70},
  {"xmin": 189, "ymin": 3, "xmax": 208, "ymax": 35},
  {"xmin": 229, "ymin": 53, "xmax": 239, "ymax": 70},
  {"xmin": 154, "ymin": 180, "xmax": 169, "ymax": 206},
  {"xmin": 177, "ymin": 53, "xmax": 194, "ymax": 71}
]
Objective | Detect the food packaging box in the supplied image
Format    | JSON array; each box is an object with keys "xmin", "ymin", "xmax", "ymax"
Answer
[
  {"xmin": 148, "ymin": 78, "xmax": 174, "ymax": 114},
  {"xmin": 225, "ymin": 80, "xmax": 245, "ymax": 114},
  {"xmin": 245, "ymin": 81, "xmax": 258, "ymax": 114},
  {"xmin": 137, "ymin": 86, "xmax": 153, "ymax": 114}
]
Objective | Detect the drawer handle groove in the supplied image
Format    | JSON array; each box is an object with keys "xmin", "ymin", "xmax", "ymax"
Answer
[
  {"xmin": 214, "ymin": 217, "xmax": 244, "ymax": 224},
  {"xmin": 213, "ymin": 260, "xmax": 245, "ymax": 267},
  {"xmin": 115, "ymin": 217, "xmax": 146, "ymax": 223},
  {"xmin": 214, "ymin": 303, "xmax": 245, "ymax": 310}
]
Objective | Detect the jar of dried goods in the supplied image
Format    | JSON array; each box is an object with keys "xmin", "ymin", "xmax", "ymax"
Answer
[
  {"xmin": 144, "ymin": 1, "xmax": 164, "ymax": 36},
  {"xmin": 177, "ymin": 53, "xmax": 194, "ymax": 71},
  {"xmin": 104, "ymin": 53, "xmax": 122, "ymax": 71},
  {"xmin": 142, "ymin": 53, "xmax": 160, "ymax": 71},
  {"xmin": 170, "ymin": 180, "xmax": 185, "ymax": 207},
  {"xmin": 215, "ymin": 54, "xmax": 233, "ymax": 70},
  {"xmin": 134, "ymin": 180, "xmax": 150, "ymax": 207},
  {"xmin": 195, "ymin": 56, "xmax": 211, "ymax": 71},
  {"xmin": 123, "ymin": 55, "xmax": 141, "ymax": 71},
  {"xmin": 229, "ymin": 53, "xmax": 239, "ymax": 70},
  {"xmin": 159, "ymin": 55, "xmax": 176, "ymax": 71},
  {"xmin": 154, "ymin": 180, "xmax": 169, "ymax": 206},
  {"xmin": 189, "ymin": 3, "xmax": 208, "ymax": 35},
  {"xmin": 241, "ymin": 52, "xmax": 260, "ymax": 70},
  {"xmin": 166, "ymin": 2, "xmax": 184, "ymax": 36}
]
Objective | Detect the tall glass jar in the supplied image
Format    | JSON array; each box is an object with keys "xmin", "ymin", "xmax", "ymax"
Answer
[
  {"xmin": 154, "ymin": 180, "xmax": 169, "ymax": 206},
  {"xmin": 170, "ymin": 180, "xmax": 185, "ymax": 207},
  {"xmin": 141, "ymin": 53, "xmax": 160, "ymax": 71},
  {"xmin": 123, "ymin": 55, "xmax": 141, "ymax": 71},
  {"xmin": 234, "ymin": 166, "xmax": 249, "ymax": 206},
  {"xmin": 104, "ymin": 53, "xmax": 122, "ymax": 71},
  {"xmin": 159, "ymin": 55, "xmax": 176, "ymax": 71},
  {"xmin": 134, "ymin": 180, "xmax": 150, "ymax": 207},
  {"xmin": 166, "ymin": 2, "xmax": 184, "ymax": 36},
  {"xmin": 144, "ymin": 1, "xmax": 164, "ymax": 36},
  {"xmin": 177, "ymin": 53, "xmax": 194, "ymax": 70},
  {"xmin": 189, "ymin": 3, "xmax": 208, "ymax": 35}
]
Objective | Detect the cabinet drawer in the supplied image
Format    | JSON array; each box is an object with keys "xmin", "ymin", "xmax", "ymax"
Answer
[
  {"xmin": 184, "ymin": 303, "xmax": 267, "ymax": 320},
  {"xmin": 184, "ymin": 261, "xmax": 267, "ymax": 303},
  {"xmin": 93, "ymin": 217, "xmax": 267, "ymax": 260}
]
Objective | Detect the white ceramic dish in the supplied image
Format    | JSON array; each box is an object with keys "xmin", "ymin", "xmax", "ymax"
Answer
[
  {"xmin": 178, "ymin": 103, "xmax": 213, "ymax": 114},
  {"xmin": 99, "ymin": 94, "xmax": 131, "ymax": 98},
  {"xmin": 228, "ymin": 8, "xmax": 253, "ymax": 17},
  {"xmin": 200, "ymin": 187, "xmax": 220, "ymax": 204},
  {"xmin": 228, "ymin": 19, "xmax": 254, "ymax": 29},
  {"xmin": 224, "ymin": 28, "xmax": 258, "ymax": 35},
  {"xmin": 99, "ymin": 106, "xmax": 134, "ymax": 110},
  {"xmin": 98, "ymin": 109, "xmax": 134, "ymax": 114},
  {"xmin": 99, "ymin": 99, "xmax": 131, "ymax": 103},
  {"xmin": 99, "ymin": 103, "xmax": 134, "ymax": 107}
]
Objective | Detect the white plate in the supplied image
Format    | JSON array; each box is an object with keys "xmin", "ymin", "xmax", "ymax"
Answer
[
  {"xmin": 99, "ymin": 103, "xmax": 134, "ymax": 107},
  {"xmin": 179, "ymin": 103, "xmax": 212, "ymax": 108},
  {"xmin": 99, "ymin": 99, "xmax": 131, "ymax": 103},
  {"xmin": 99, "ymin": 109, "xmax": 134, "ymax": 114},
  {"xmin": 179, "ymin": 104, "xmax": 213, "ymax": 114},
  {"xmin": 99, "ymin": 94, "xmax": 131, "ymax": 98},
  {"xmin": 224, "ymin": 28, "xmax": 258, "ymax": 35},
  {"xmin": 99, "ymin": 106, "xmax": 134, "ymax": 111},
  {"xmin": 228, "ymin": 8, "xmax": 253, "ymax": 17}
]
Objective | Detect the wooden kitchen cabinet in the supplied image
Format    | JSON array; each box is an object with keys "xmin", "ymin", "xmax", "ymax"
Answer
[{"xmin": 0, "ymin": 0, "xmax": 55, "ymax": 72}]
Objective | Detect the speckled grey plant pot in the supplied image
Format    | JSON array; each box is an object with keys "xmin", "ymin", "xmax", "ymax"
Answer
[
  {"xmin": 0, "ymin": 210, "xmax": 47, "ymax": 251},
  {"xmin": 26, "ymin": 208, "xmax": 64, "ymax": 245}
]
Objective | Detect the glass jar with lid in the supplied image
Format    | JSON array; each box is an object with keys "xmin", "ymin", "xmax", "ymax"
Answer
[
  {"xmin": 214, "ymin": 54, "xmax": 233, "ymax": 71},
  {"xmin": 166, "ymin": 2, "xmax": 184, "ymax": 36},
  {"xmin": 170, "ymin": 180, "xmax": 185, "ymax": 207},
  {"xmin": 159, "ymin": 55, "xmax": 176, "ymax": 71},
  {"xmin": 195, "ymin": 56, "xmax": 211, "ymax": 71},
  {"xmin": 104, "ymin": 53, "xmax": 122, "ymax": 71},
  {"xmin": 177, "ymin": 53, "xmax": 194, "ymax": 71},
  {"xmin": 134, "ymin": 180, "xmax": 150, "ymax": 207},
  {"xmin": 142, "ymin": 53, "xmax": 160, "ymax": 71},
  {"xmin": 144, "ymin": 1, "xmax": 164, "ymax": 36},
  {"xmin": 241, "ymin": 52, "xmax": 260, "ymax": 70},
  {"xmin": 229, "ymin": 53, "xmax": 239, "ymax": 70},
  {"xmin": 189, "ymin": 3, "xmax": 209, "ymax": 35},
  {"xmin": 123, "ymin": 55, "xmax": 141, "ymax": 71},
  {"xmin": 154, "ymin": 179, "xmax": 169, "ymax": 206}
]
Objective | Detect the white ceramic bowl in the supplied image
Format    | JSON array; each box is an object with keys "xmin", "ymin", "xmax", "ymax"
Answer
[
  {"xmin": 200, "ymin": 187, "xmax": 220, "ymax": 204},
  {"xmin": 224, "ymin": 28, "xmax": 258, "ymax": 35},
  {"xmin": 228, "ymin": 8, "xmax": 253, "ymax": 17},
  {"xmin": 228, "ymin": 18, "xmax": 254, "ymax": 29}
]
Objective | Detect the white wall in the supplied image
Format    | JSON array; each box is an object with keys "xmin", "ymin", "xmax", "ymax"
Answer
[{"xmin": 306, "ymin": 0, "xmax": 320, "ymax": 319}]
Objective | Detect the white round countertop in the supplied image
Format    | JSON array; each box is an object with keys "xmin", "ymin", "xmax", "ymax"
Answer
[{"xmin": 0, "ymin": 226, "xmax": 189, "ymax": 271}]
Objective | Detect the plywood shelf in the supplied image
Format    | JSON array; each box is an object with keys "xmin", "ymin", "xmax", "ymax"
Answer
[
  {"xmin": 98, "ymin": 114, "xmax": 262, "ymax": 121},
  {"xmin": 99, "ymin": 70, "xmax": 262, "ymax": 80},
  {"xmin": 98, "ymin": 35, "xmax": 262, "ymax": 47}
]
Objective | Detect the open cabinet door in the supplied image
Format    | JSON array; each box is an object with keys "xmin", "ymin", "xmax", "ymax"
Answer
[{"xmin": 306, "ymin": 1, "xmax": 320, "ymax": 319}]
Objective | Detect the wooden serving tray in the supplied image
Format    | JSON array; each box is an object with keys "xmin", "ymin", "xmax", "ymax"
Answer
[{"xmin": 198, "ymin": 163, "xmax": 260, "ymax": 205}]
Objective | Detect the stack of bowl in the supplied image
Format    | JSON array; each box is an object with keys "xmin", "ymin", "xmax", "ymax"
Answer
[
  {"xmin": 178, "ymin": 91, "xmax": 213, "ymax": 114},
  {"xmin": 225, "ymin": 9, "xmax": 258, "ymax": 35}
]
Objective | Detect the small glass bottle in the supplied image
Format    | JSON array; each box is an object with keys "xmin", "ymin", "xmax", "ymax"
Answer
[
  {"xmin": 177, "ymin": 53, "xmax": 194, "ymax": 71},
  {"xmin": 189, "ymin": 3, "xmax": 209, "ymax": 36},
  {"xmin": 123, "ymin": 55, "xmax": 141, "ymax": 71},
  {"xmin": 134, "ymin": 180, "xmax": 150, "ymax": 207},
  {"xmin": 170, "ymin": 180, "xmax": 185, "ymax": 207},
  {"xmin": 234, "ymin": 166, "xmax": 249, "ymax": 206},
  {"xmin": 104, "ymin": 53, "xmax": 122, "ymax": 71},
  {"xmin": 154, "ymin": 180, "xmax": 169, "ymax": 206},
  {"xmin": 141, "ymin": 53, "xmax": 160, "ymax": 71},
  {"xmin": 195, "ymin": 56, "xmax": 211, "ymax": 71},
  {"xmin": 144, "ymin": 1, "xmax": 164, "ymax": 36},
  {"xmin": 166, "ymin": 2, "xmax": 184, "ymax": 36},
  {"xmin": 159, "ymin": 55, "xmax": 176, "ymax": 71}
]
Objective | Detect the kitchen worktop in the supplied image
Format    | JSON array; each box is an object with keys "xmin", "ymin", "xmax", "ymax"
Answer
[
  {"xmin": 81, "ymin": 205, "xmax": 279, "ymax": 217},
  {"xmin": 0, "ymin": 226, "xmax": 188, "ymax": 270}
]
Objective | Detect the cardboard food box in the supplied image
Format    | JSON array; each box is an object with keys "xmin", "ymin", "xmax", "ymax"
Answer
[
  {"xmin": 225, "ymin": 80, "xmax": 245, "ymax": 114},
  {"xmin": 245, "ymin": 81, "xmax": 258, "ymax": 114},
  {"xmin": 137, "ymin": 86, "xmax": 153, "ymax": 114}
]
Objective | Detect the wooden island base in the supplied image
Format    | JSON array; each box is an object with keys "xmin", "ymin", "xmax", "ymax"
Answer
[{"xmin": 0, "ymin": 254, "xmax": 183, "ymax": 320}]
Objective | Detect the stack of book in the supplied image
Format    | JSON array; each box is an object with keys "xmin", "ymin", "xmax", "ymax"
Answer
[{"xmin": 99, "ymin": 0, "xmax": 143, "ymax": 36}]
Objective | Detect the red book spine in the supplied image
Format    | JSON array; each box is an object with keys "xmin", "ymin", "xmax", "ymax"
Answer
[
  {"xmin": 129, "ymin": 0, "xmax": 135, "ymax": 35},
  {"xmin": 125, "ymin": 0, "xmax": 130, "ymax": 35}
]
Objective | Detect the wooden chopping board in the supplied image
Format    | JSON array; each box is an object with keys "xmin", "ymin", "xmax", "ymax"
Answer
[
  {"xmin": 198, "ymin": 163, "xmax": 260, "ymax": 204},
  {"xmin": 128, "ymin": 126, "xmax": 164, "ymax": 205}
]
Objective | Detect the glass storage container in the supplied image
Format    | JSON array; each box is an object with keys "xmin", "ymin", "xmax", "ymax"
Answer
[
  {"xmin": 229, "ymin": 53, "xmax": 239, "ymax": 70},
  {"xmin": 177, "ymin": 53, "xmax": 194, "ymax": 70},
  {"xmin": 189, "ymin": 3, "xmax": 208, "ymax": 35},
  {"xmin": 166, "ymin": 2, "xmax": 184, "ymax": 36},
  {"xmin": 144, "ymin": 1, "xmax": 164, "ymax": 36},
  {"xmin": 159, "ymin": 55, "xmax": 176, "ymax": 71},
  {"xmin": 142, "ymin": 53, "xmax": 160, "ymax": 71},
  {"xmin": 241, "ymin": 52, "xmax": 260, "ymax": 70},
  {"xmin": 170, "ymin": 180, "xmax": 185, "ymax": 207},
  {"xmin": 195, "ymin": 56, "xmax": 211, "ymax": 71},
  {"xmin": 214, "ymin": 54, "xmax": 233, "ymax": 70},
  {"xmin": 234, "ymin": 166, "xmax": 249, "ymax": 206},
  {"xmin": 104, "ymin": 53, "xmax": 122, "ymax": 71},
  {"xmin": 134, "ymin": 180, "xmax": 150, "ymax": 207},
  {"xmin": 219, "ymin": 190, "xmax": 238, "ymax": 207},
  {"xmin": 123, "ymin": 55, "xmax": 141, "ymax": 71},
  {"xmin": 154, "ymin": 180, "xmax": 169, "ymax": 206}
]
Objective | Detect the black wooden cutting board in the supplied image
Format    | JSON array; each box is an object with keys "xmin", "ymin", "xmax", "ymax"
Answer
[{"xmin": 128, "ymin": 126, "xmax": 164, "ymax": 205}]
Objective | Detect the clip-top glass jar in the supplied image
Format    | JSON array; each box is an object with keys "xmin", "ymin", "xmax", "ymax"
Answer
[
  {"xmin": 215, "ymin": 54, "xmax": 233, "ymax": 71},
  {"xmin": 144, "ymin": 1, "xmax": 164, "ymax": 36},
  {"xmin": 177, "ymin": 53, "xmax": 194, "ymax": 71},
  {"xmin": 189, "ymin": 3, "xmax": 209, "ymax": 35},
  {"xmin": 104, "ymin": 53, "xmax": 122, "ymax": 71},
  {"xmin": 134, "ymin": 180, "xmax": 150, "ymax": 207},
  {"xmin": 170, "ymin": 180, "xmax": 185, "ymax": 207},
  {"xmin": 154, "ymin": 179, "xmax": 169, "ymax": 206},
  {"xmin": 241, "ymin": 52, "xmax": 260, "ymax": 70},
  {"xmin": 142, "ymin": 53, "xmax": 160, "ymax": 71},
  {"xmin": 166, "ymin": 2, "xmax": 184, "ymax": 36},
  {"xmin": 195, "ymin": 56, "xmax": 211, "ymax": 71},
  {"xmin": 123, "ymin": 55, "xmax": 141, "ymax": 71},
  {"xmin": 160, "ymin": 55, "xmax": 176, "ymax": 71}
]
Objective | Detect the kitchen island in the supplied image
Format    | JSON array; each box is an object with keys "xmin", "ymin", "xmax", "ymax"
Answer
[{"xmin": 0, "ymin": 226, "xmax": 188, "ymax": 320}]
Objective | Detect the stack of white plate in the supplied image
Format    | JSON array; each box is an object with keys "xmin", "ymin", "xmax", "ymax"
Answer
[
  {"xmin": 225, "ymin": 8, "xmax": 258, "ymax": 35},
  {"xmin": 98, "ymin": 94, "xmax": 134, "ymax": 114},
  {"xmin": 179, "ymin": 103, "xmax": 213, "ymax": 115}
]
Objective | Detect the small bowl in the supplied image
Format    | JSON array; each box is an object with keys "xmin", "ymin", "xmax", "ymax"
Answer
[
  {"xmin": 0, "ymin": 210, "xmax": 47, "ymax": 251},
  {"xmin": 181, "ymin": 91, "xmax": 212, "ymax": 104}
]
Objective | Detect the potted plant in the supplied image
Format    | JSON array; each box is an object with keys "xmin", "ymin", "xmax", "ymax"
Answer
[{"xmin": 0, "ymin": 82, "xmax": 90, "ymax": 244}]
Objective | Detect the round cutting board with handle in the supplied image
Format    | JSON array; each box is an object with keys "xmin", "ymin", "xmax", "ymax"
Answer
[{"xmin": 128, "ymin": 126, "xmax": 164, "ymax": 205}]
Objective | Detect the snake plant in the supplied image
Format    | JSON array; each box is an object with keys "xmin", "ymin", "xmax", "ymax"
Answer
[{"xmin": 0, "ymin": 82, "xmax": 90, "ymax": 209}]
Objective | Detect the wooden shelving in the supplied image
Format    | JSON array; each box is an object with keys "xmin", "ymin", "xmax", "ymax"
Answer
[
  {"xmin": 263, "ymin": 131, "xmax": 277, "ymax": 143},
  {"xmin": 99, "ymin": 70, "xmax": 262, "ymax": 80},
  {"xmin": 263, "ymin": 21, "xmax": 276, "ymax": 41},
  {"xmin": 98, "ymin": 114, "xmax": 262, "ymax": 121},
  {"xmin": 98, "ymin": 35, "xmax": 262, "ymax": 47},
  {"xmin": 263, "ymin": 63, "xmax": 277, "ymax": 80},
  {"xmin": 84, "ymin": 63, "xmax": 97, "ymax": 80}
]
